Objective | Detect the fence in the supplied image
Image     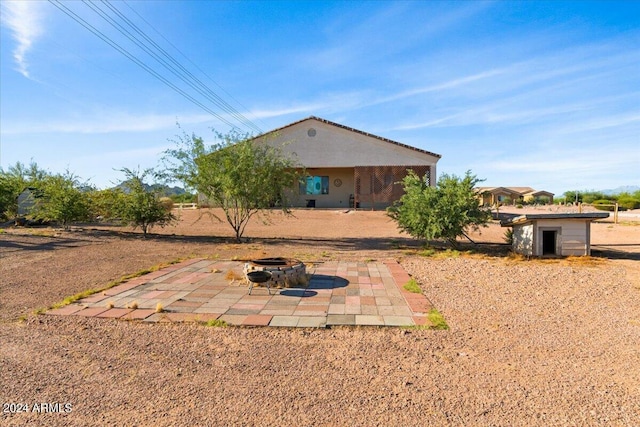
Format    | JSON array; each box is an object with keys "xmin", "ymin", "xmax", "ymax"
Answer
[
  {"xmin": 578, "ymin": 202, "xmax": 619, "ymax": 224},
  {"xmin": 174, "ymin": 203, "xmax": 198, "ymax": 210}
]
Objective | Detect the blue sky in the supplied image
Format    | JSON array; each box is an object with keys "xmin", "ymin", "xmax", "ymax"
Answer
[{"xmin": 1, "ymin": 0, "xmax": 638, "ymax": 195}]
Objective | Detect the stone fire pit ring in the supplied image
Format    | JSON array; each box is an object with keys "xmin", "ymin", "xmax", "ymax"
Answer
[{"xmin": 243, "ymin": 257, "xmax": 307, "ymax": 291}]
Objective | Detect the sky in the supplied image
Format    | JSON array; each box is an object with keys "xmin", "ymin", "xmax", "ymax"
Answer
[{"xmin": 1, "ymin": 0, "xmax": 639, "ymax": 196}]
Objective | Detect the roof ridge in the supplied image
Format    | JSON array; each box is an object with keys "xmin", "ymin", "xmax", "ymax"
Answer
[{"xmin": 253, "ymin": 116, "xmax": 442, "ymax": 159}]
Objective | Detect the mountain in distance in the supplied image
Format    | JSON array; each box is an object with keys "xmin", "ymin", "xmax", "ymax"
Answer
[
  {"xmin": 601, "ymin": 185, "xmax": 640, "ymax": 196},
  {"xmin": 114, "ymin": 181, "xmax": 188, "ymax": 196}
]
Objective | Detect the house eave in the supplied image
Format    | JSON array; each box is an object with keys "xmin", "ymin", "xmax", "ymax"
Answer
[{"xmin": 252, "ymin": 116, "xmax": 442, "ymax": 160}]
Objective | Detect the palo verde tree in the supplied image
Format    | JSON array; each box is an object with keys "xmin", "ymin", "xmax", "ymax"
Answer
[
  {"xmin": 115, "ymin": 168, "xmax": 177, "ymax": 238},
  {"xmin": 387, "ymin": 170, "xmax": 491, "ymax": 248},
  {"xmin": 163, "ymin": 129, "xmax": 301, "ymax": 242},
  {"xmin": 31, "ymin": 171, "xmax": 93, "ymax": 229}
]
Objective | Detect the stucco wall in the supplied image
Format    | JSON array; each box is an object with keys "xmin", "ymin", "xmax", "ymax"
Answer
[
  {"xmin": 252, "ymin": 117, "xmax": 441, "ymax": 208},
  {"xmin": 287, "ymin": 168, "xmax": 355, "ymax": 208},
  {"xmin": 258, "ymin": 119, "xmax": 439, "ymax": 170}
]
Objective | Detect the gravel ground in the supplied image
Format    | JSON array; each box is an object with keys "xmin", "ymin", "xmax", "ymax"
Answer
[{"xmin": 1, "ymin": 209, "xmax": 639, "ymax": 426}]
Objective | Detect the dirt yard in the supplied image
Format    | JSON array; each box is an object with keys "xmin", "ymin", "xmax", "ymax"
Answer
[{"xmin": 1, "ymin": 208, "xmax": 639, "ymax": 426}]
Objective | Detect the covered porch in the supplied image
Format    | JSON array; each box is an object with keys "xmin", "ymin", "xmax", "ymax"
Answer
[{"xmin": 290, "ymin": 165, "xmax": 432, "ymax": 209}]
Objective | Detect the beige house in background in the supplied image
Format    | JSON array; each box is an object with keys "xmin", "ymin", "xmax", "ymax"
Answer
[
  {"xmin": 522, "ymin": 189, "xmax": 555, "ymax": 204},
  {"xmin": 253, "ymin": 116, "xmax": 441, "ymax": 209},
  {"xmin": 477, "ymin": 186, "xmax": 554, "ymax": 206}
]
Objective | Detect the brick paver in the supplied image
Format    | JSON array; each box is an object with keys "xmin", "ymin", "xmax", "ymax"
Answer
[{"xmin": 46, "ymin": 259, "xmax": 434, "ymax": 328}]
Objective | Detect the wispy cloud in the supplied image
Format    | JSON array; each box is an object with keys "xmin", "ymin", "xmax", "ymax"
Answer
[
  {"xmin": 250, "ymin": 104, "xmax": 327, "ymax": 120},
  {"xmin": 374, "ymin": 68, "xmax": 512, "ymax": 107},
  {"xmin": 0, "ymin": 1, "xmax": 46, "ymax": 78},
  {"xmin": 250, "ymin": 90, "xmax": 373, "ymax": 122},
  {"xmin": 298, "ymin": 1, "xmax": 494, "ymax": 74}
]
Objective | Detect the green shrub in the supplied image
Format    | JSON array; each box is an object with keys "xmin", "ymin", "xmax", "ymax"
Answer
[
  {"xmin": 205, "ymin": 319, "xmax": 228, "ymax": 327},
  {"xmin": 582, "ymin": 192, "xmax": 608, "ymax": 204},
  {"xmin": 427, "ymin": 309, "xmax": 449, "ymax": 330},
  {"xmin": 504, "ymin": 228, "xmax": 513, "ymax": 245},
  {"xmin": 403, "ymin": 278, "xmax": 422, "ymax": 294},
  {"xmin": 534, "ymin": 196, "xmax": 550, "ymax": 205},
  {"xmin": 617, "ymin": 195, "xmax": 640, "ymax": 210},
  {"xmin": 418, "ymin": 248, "xmax": 436, "ymax": 257},
  {"xmin": 387, "ymin": 170, "xmax": 491, "ymax": 248}
]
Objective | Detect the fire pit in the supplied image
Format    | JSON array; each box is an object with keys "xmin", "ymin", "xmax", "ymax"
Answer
[
  {"xmin": 243, "ymin": 258, "xmax": 306, "ymax": 292},
  {"xmin": 246, "ymin": 270, "xmax": 273, "ymax": 295}
]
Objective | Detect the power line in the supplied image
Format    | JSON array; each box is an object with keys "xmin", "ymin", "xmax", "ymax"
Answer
[
  {"xmin": 92, "ymin": 0, "xmax": 262, "ymax": 134},
  {"xmin": 48, "ymin": 0, "xmax": 262, "ymax": 134},
  {"xmin": 121, "ymin": 0, "xmax": 268, "ymax": 133}
]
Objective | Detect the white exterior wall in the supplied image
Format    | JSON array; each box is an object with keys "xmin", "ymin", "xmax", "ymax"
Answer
[
  {"xmin": 511, "ymin": 219, "xmax": 591, "ymax": 256},
  {"xmin": 512, "ymin": 223, "xmax": 534, "ymax": 256},
  {"xmin": 536, "ymin": 219, "xmax": 589, "ymax": 256}
]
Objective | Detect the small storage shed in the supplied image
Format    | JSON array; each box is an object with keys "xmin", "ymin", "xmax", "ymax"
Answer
[
  {"xmin": 500, "ymin": 213, "xmax": 609, "ymax": 256},
  {"xmin": 17, "ymin": 187, "xmax": 40, "ymax": 216}
]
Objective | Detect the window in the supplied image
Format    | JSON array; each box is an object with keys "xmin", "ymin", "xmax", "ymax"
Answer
[{"xmin": 300, "ymin": 176, "xmax": 329, "ymax": 195}]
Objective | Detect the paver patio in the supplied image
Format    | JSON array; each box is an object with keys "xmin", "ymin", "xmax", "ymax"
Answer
[{"xmin": 46, "ymin": 259, "xmax": 433, "ymax": 328}]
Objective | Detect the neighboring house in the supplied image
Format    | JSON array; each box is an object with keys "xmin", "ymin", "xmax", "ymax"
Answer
[
  {"xmin": 500, "ymin": 212, "xmax": 609, "ymax": 256},
  {"xmin": 522, "ymin": 190, "xmax": 554, "ymax": 204},
  {"xmin": 253, "ymin": 116, "xmax": 441, "ymax": 209},
  {"xmin": 476, "ymin": 186, "xmax": 554, "ymax": 206},
  {"xmin": 476, "ymin": 187, "xmax": 523, "ymax": 206}
]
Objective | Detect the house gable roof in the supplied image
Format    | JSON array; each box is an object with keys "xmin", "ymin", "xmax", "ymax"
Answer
[
  {"xmin": 524, "ymin": 190, "xmax": 555, "ymax": 197},
  {"xmin": 252, "ymin": 116, "xmax": 441, "ymax": 168},
  {"xmin": 476, "ymin": 186, "xmax": 521, "ymax": 196},
  {"xmin": 506, "ymin": 186, "xmax": 536, "ymax": 194},
  {"xmin": 476, "ymin": 186, "xmax": 554, "ymax": 197}
]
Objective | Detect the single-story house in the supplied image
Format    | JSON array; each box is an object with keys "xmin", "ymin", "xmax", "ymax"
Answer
[
  {"xmin": 476, "ymin": 186, "xmax": 554, "ymax": 206},
  {"xmin": 476, "ymin": 187, "xmax": 523, "ymax": 206},
  {"xmin": 500, "ymin": 212, "xmax": 609, "ymax": 256},
  {"xmin": 522, "ymin": 190, "xmax": 555, "ymax": 204},
  {"xmin": 253, "ymin": 116, "xmax": 441, "ymax": 209}
]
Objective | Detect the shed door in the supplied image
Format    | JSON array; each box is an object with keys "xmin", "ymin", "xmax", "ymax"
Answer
[{"xmin": 542, "ymin": 230, "xmax": 557, "ymax": 255}]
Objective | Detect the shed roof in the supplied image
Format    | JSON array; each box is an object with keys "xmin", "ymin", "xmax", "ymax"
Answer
[{"xmin": 500, "ymin": 212, "xmax": 609, "ymax": 227}]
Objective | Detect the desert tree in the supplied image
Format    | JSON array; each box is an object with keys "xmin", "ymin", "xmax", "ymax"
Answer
[
  {"xmin": 30, "ymin": 170, "xmax": 92, "ymax": 229},
  {"xmin": 387, "ymin": 170, "xmax": 491, "ymax": 248},
  {"xmin": 115, "ymin": 168, "xmax": 177, "ymax": 238},
  {"xmin": 163, "ymin": 128, "xmax": 301, "ymax": 242},
  {"xmin": 88, "ymin": 187, "xmax": 128, "ymax": 220},
  {"xmin": 0, "ymin": 161, "xmax": 48, "ymax": 220}
]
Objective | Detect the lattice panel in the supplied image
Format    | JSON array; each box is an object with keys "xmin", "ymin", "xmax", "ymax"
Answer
[{"xmin": 354, "ymin": 165, "xmax": 430, "ymax": 209}]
